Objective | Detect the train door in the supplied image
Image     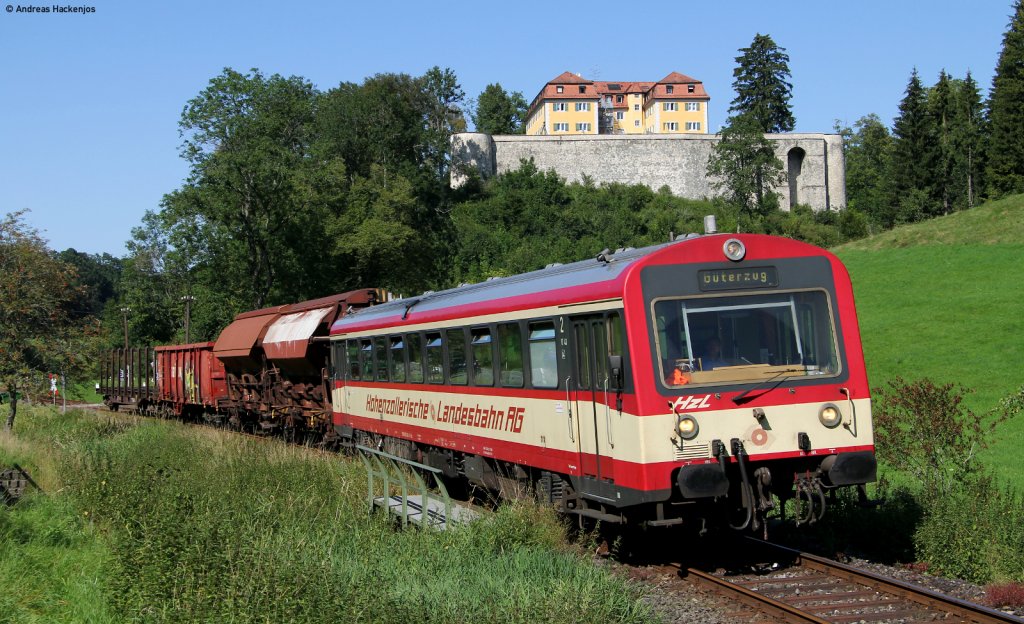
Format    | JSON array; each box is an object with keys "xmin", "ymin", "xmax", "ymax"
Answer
[{"xmin": 569, "ymin": 315, "xmax": 616, "ymax": 484}]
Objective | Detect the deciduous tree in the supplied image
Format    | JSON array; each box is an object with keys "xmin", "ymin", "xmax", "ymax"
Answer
[
  {"xmin": 707, "ymin": 113, "xmax": 786, "ymax": 216},
  {"xmin": 0, "ymin": 211, "xmax": 84, "ymax": 431},
  {"xmin": 472, "ymin": 83, "xmax": 528, "ymax": 135}
]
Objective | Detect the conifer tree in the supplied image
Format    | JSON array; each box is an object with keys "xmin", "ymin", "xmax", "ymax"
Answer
[
  {"xmin": 730, "ymin": 33, "xmax": 795, "ymax": 133},
  {"xmin": 953, "ymin": 72, "xmax": 986, "ymax": 208},
  {"xmin": 929, "ymin": 70, "xmax": 955, "ymax": 215},
  {"xmin": 889, "ymin": 69, "xmax": 937, "ymax": 223},
  {"xmin": 986, "ymin": 0, "xmax": 1024, "ymax": 198}
]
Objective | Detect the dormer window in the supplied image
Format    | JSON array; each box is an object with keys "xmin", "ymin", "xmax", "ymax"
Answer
[
  {"xmin": 556, "ymin": 85, "xmax": 564, "ymax": 93},
  {"xmin": 579, "ymin": 85, "xmax": 586, "ymax": 93},
  {"xmin": 666, "ymin": 85, "xmax": 674, "ymax": 94},
  {"xmin": 687, "ymin": 84, "xmax": 695, "ymax": 93}
]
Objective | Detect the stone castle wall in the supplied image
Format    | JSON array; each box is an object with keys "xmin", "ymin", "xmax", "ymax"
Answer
[{"xmin": 451, "ymin": 132, "xmax": 846, "ymax": 211}]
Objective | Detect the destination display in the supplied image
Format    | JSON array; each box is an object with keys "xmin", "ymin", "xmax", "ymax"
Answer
[{"xmin": 698, "ymin": 266, "xmax": 778, "ymax": 291}]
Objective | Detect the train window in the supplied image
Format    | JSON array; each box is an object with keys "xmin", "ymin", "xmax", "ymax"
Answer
[
  {"xmin": 528, "ymin": 322, "xmax": 558, "ymax": 389},
  {"xmin": 471, "ymin": 328, "xmax": 494, "ymax": 386},
  {"xmin": 653, "ymin": 290, "xmax": 840, "ymax": 388},
  {"xmin": 407, "ymin": 333, "xmax": 424, "ymax": 383},
  {"xmin": 498, "ymin": 323, "xmax": 524, "ymax": 387},
  {"xmin": 389, "ymin": 336, "xmax": 406, "ymax": 383},
  {"xmin": 446, "ymin": 328, "xmax": 468, "ymax": 385},
  {"xmin": 347, "ymin": 340, "xmax": 361, "ymax": 380},
  {"xmin": 425, "ymin": 332, "xmax": 444, "ymax": 384},
  {"xmin": 359, "ymin": 339, "xmax": 373, "ymax": 381},
  {"xmin": 374, "ymin": 336, "xmax": 389, "ymax": 381}
]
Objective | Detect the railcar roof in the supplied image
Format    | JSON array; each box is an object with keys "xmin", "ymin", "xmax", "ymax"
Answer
[{"xmin": 330, "ymin": 238, "xmax": 692, "ymax": 335}]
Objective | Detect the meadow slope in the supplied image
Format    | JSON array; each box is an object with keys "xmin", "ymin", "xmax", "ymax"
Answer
[{"xmin": 834, "ymin": 194, "xmax": 1024, "ymax": 485}]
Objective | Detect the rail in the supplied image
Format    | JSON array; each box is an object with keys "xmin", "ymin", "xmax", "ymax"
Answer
[{"xmin": 679, "ymin": 538, "xmax": 1023, "ymax": 624}]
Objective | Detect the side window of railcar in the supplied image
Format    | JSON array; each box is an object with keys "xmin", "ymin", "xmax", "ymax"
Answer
[
  {"xmin": 359, "ymin": 339, "xmax": 373, "ymax": 381},
  {"xmin": 373, "ymin": 336, "xmax": 389, "ymax": 381},
  {"xmin": 407, "ymin": 333, "xmax": 424, "ymax": 383},
  {"xmin": 528, "ymin": 321, "xmax": 558, "ymax": 389},
  {"xmin": 471, "ymin": 327, "xmax": 494, "ymax": 386},
  {"xmin": 389, "ymin": 336, "xmax": 406, "ymax": 383},
  {"xmin": 425, "ymin": 332, "xmax": 444, "ymax": 384},
  {"xmin": 346, "ymin": 340, "xmax": 361, "ymax": 380},
  {"xmin": 498, "ymin": 323, "xmax": 524, "ymax": 387},
  {"xmin": 446, "ymin": 328, "xmax": 468, "ymax": 385}
]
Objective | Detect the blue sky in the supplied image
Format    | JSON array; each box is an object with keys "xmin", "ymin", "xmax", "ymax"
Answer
[{"xmin": 0, "ymin": 0, "xmax": 1013, "ymax": 256}]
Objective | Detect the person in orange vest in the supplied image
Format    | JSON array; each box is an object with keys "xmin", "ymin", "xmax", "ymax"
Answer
[{"xmin": 665, "ymin": 361, "xmax": 692, "ymax": 386}]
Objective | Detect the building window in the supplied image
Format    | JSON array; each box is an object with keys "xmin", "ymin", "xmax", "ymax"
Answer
[
  {"xmin": 686, "ymin": 121, "xmax": 701, "ymax": 131},
  {"xmin": 616, "ymin": 94, "xmax": 623, "ymax": 103},
  {"xmin": 664, "ymin": 122, "xmax": 679, "ymax": 131},
  {"xmin": 575, "ymin": 102, "xmax": 591, "ymax": 112},
  {"xmin": 685, "ymin": 102, "xmax": 700, "ymax": 111},
  {"xmin": 634, "ymin": 119, "xmax": 640, "ymax": 127},
  {"xmin": 579, "ymin": 85, "xmax": 586, "ymax": 93},
  {"xmin": 553, "ymin": 122, "xmax": 569, "ymax": 132},
  {"xmin": 633, "ymin": 104, "xmax": 640, "ymax": 111},
  {"xmin": 666, "ymin": 85, "xmax": 674, "ymax": 94},
  {"xmin": 616, "ymin": 111, "xmax": 624, "ymax": 120},
  {"xmin": 576, "ymin": 122, "xmax": 592, "ymax": 132},
  {"xmin": 663, "ymin": 102, "xmax": 678, "ymax": 112},
  {"xmin": 687, "ymin": 84, "xmax": 695, "ymax": 93},
  {"xmin": 552, "ymin": 102, "xmax": 567, "ymax": 112},
  {"xmin": 556, "ymin": 85, "xmax": 564, "ymax": 93}
]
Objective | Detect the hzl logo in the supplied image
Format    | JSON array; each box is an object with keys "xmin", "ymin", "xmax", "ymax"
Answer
[{"xmin": 672, "ymin": 394, "xmax": 712, "ymax": 411}]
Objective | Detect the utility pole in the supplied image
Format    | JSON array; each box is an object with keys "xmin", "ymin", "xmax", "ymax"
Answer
[
  {"xmin": 181, "ymin": 295, "xmax": 196, "ymax": 343},
  {"xmin": 120, "ymin": 306, "xmax": 131, "ymax": 349}
]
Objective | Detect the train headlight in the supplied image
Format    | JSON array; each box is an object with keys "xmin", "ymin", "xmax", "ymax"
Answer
[
  {"xmin": 676, "ymin": 415, "xmax": 699, "ymax": 440},
  {"xmin": 819, "ymin": 404, "xmax": 842, "ymax": 428},
  {"xmin": 723, "ymin": 238, "xmax": 746, "ymax": 262}
]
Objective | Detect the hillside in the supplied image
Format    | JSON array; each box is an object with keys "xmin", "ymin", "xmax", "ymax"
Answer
[{"xmin": 834, "ymin": 194, "xmax": 1024, "ymax": 484}]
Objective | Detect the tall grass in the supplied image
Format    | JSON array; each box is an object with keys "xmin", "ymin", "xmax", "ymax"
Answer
[{"xmin": 1, "ymin": 406, "xmax": 654, "ymax": 623}]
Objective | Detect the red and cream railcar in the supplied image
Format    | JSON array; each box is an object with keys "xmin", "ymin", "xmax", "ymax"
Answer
[{"xmin": 329, "ymin": 233, "xmax": 876, "ymax": 528}]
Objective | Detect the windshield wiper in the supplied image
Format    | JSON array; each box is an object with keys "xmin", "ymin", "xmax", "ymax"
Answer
[{"xmin": 731, "ymin": 368, "xmax": 805, "ymax": 406}]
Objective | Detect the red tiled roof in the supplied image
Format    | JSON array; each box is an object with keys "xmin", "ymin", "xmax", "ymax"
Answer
[
  {"xmin": 657, "ymin": 71, "xmax": 700, "ymax": 84},
  {"xmin": 548, "ymin": 71, "xmax": 592, "ymax": 85}
]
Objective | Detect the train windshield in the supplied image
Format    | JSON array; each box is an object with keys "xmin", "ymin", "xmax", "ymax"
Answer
[{"xmin": 653, "ymin": 290, "xmax": 839, "ymax": 388}]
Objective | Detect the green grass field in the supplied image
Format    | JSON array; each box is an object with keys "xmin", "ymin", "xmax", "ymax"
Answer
[
  {"xmin": 835, "ymin": 194, "xmax": 1024, "ymax": 487},
  {"xmin": 0, "ymin": 407, "xmax": 655, "ymax": 624}
]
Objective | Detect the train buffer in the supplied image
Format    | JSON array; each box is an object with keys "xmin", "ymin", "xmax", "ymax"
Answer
[{"xmin": 356, "ymin": 445, "xmax": 478, "ymax": 531}]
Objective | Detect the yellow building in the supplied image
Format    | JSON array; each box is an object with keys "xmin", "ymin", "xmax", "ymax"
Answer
[
  {"xmin": 525, "ymin": 71, "xmax": 710, "ymax": 136},
  {"xmin": 524, "ymin": 71, "xmax": 600, "ymax": 135}
]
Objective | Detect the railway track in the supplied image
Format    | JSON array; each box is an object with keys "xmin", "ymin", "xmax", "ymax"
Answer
[{"xmin": 677, "ymin": 538, "xmax": 1021, "ymax": 624}]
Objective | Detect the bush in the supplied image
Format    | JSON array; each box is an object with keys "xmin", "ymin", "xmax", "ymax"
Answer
[
  {"xmin": 985, "ymin": 582, "xmax": 1024, "ymax": 609},
  {"xmin": 873, "ymin": 377, "xmax": 1004, "ymax": 504}
]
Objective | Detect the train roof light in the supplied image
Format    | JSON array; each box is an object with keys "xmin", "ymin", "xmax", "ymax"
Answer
[{"xmin": 723, "ymin": 238, "xmax": 746, "ymax": 262}]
